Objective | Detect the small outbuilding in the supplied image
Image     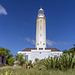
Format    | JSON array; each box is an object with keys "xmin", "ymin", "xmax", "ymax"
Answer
[{"xmin": 0, "ymin": 54, "xmax": 6, "ymax": 67}]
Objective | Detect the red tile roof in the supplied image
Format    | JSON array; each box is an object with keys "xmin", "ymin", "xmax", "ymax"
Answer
[{"xmin": 22, "ymin": 48, "xmax": 61, "ymax": 52}]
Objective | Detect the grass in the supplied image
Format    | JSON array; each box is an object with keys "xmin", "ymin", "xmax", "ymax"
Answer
[{"xmin": 0, "ymin": 66, "xmax": 75, "ymax": 75}]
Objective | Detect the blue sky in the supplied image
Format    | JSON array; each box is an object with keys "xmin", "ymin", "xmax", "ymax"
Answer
[{"xmin": 0, "ymin": 0, "xmax": 75, "ymax": 56}]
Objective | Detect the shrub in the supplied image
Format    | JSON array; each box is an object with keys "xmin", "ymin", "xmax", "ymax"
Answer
[
  {"xmin": 27, "ymin": 60, "xmax": 33, "ymax": 68},
  {"xmin": 34, "ymin": 53, "xmax": 75, "ymax": 70},
  {"xmin": 8, "ymin": 58, "xmax": 15, "ymax": 66},
  {"xmin": 35, "ymin": 58, "xmax": 39, "ymax": 63},
  {"xmin": 15, "ymin": 54, "xmax": 26, "ymax": 66}
]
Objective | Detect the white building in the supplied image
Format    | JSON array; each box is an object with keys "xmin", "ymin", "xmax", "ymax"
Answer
[{"xmin": 18, "ymin": 8, "xmax": 62, "ymax": 62}]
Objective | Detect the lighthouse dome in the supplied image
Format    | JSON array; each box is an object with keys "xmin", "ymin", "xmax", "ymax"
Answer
[{"xmin": 38, "ymin": 8, "xmax": 44, "ymax": 18}]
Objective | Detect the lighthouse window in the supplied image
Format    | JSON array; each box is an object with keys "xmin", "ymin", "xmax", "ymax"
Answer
[
  {"xmin": 40, "ymin": 26, "xmax": 42, "ymax": 30},
  {"xmin": 40, "ymin": 41, "xmax": 42, "ymax": 43},
  {"xmin": 40, "ymin": 20, "xmax": 42, "ymax": 23},
  {"xmin": 40, "ymin": 41, "xmax": 42, "ymax": 45},
  {"xmin": 37, "ymin": 43, "xmax": 39, "ymax": 45},
  {"xmin": 43, "ymin": 43, "xmax": 45, "ymax": 45},
  {"xmin": 40, "ymin": 34, "xmax": 42, "ymax": 36}
]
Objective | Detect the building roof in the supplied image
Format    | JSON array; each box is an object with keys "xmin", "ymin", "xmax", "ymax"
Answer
[{"xmin": 22, "ymin": 48, "xmax": 61, "ymax": 52}]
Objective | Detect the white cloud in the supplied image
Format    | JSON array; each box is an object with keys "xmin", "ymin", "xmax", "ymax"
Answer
[
  {"xmin": 46, "ymin": 40, "xmax": 72, "ymax": 47},
  {"xmin": 25, "ymin": 38, "xmax": 56, "ymax": 46},
  {"xmin": 46, "ymin": 39, "xmax": 56, "ymax": 46},
  {"xmin": 56, "ymin": 42, "xmax": 72, "ymax": 46},
  {"xmin": 25, "ymin": 38, "xmax": 35, "ymax": 45},
  {"xmin": 0, "ymin": 5, "xmax": 7, "ymax": 15},
  {"xmin": 24, "ymin": 38, "xmax": 72, "ymax": 47}
]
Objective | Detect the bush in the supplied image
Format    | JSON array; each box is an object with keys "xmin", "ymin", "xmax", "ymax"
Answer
[
  {"xmin": 34, "ymin": 53, "xmax": 75, "ymax": 70},
  {"xmin": 15, "ymin": 54, "xmax": 26, "ymax": 66},
  {"xmin": 27, "ymin": 60, "xmax": 33, "ymax": 68},
  {"xmin": 8, "ymin": 58, "xmax": 15, "ymax": 66},
  {"xmin": 35, "ymin": 58, "xmax": 39, "ymax": 63}
]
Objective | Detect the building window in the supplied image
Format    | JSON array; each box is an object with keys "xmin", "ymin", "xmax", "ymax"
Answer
[
  {"xmin": 25, "ymin": 55, "xmax": 28, "ymax": 62},
  {"xmin": 54, "ymin": 55, "xmax": 57, "ymax": 57},
  {"xmin": 40, "ymin": 52, "xmax": 41, "ymax": 54},
  {"xmin": 43, "ymin": 43, "xmax": 45, "ymax": 45}
]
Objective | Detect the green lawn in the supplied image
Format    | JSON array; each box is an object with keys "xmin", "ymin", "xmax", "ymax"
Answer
[{"xmin": 0, "ymin": 66, "xmax": 75, "ymax": 75}]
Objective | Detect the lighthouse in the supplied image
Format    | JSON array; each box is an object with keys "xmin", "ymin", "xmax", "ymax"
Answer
[
  {"xmin": 18, "ymin": 8, "xmax": 63, "ymax": 62},
  {"xmin": 36, "ymin": 8, "xmax": 46, "ymax": 49}
]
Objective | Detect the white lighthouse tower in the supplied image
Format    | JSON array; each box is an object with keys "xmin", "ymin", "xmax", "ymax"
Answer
[
  {"xmin": 36, "ymin": 8, "xmax": 46, "ymax": 49},
  {"xmin": 18, "ymin": 8, "xmax": 63, "ymax": 62}
]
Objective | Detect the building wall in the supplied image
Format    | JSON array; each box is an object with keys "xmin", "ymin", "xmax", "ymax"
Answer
[
  {"xmin": 18, "ymin": 51, "xmax": 31, "ymax": 61},
  {"xmin": 31, "ymin": 50, "xmax": 51, "ymax": 62},
  {"xmin": 18, "ymin": 50, "xmax": 62, "ymax": 63}
]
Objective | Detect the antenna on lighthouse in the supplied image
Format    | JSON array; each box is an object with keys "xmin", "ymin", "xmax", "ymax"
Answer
[{"xmin": 40, "ymin": 0, "xmax": 42, "ymax": 8}]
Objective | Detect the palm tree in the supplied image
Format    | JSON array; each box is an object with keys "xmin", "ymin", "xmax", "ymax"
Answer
[{"xmin": 35, "ymin": 58, "xmax": 39, "ymax": 63}]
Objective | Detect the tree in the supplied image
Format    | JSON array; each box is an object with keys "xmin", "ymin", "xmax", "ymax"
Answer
[
  {"xmin": 0, "ymin": 47, "xmax": 14, "ymax": 65},
  {"xmin": 69, "ymin": 48, "xmax": 75, "ymax": 54},
  {"xmin": 8, "ymin": 57, "xmax": 15, "ymax": 66},
  {"xmin": 73, "ymin": 44, "xmax": 75, "ymax": 46},
  {"xmin": 68, "ymin": 44, "xmax": 75, "ymax": 53},
  {"xmin": 28, "ymin": 60, "xmax": 33, "ymax": 68},
  {"xmin": 15, "ymin": 54, "xmax": 26, "ymax": 66},
  {"xmin": 73, "ymin": 44, "xmax": 75, "ymax": 53},
  {"xmin": 0, "ymin": 47, "xmax": 7, "ymax": 56},
  {"xmin": 35, "ymin": 58, "xmax": 39, "ymax": 63},
  {"xmin": 5, "ymin": 48, "xmax": 13, "ymax": 64},
  {"xmin": 62, "ymin": 49, "xmax": 68, "ymax": 53}
]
